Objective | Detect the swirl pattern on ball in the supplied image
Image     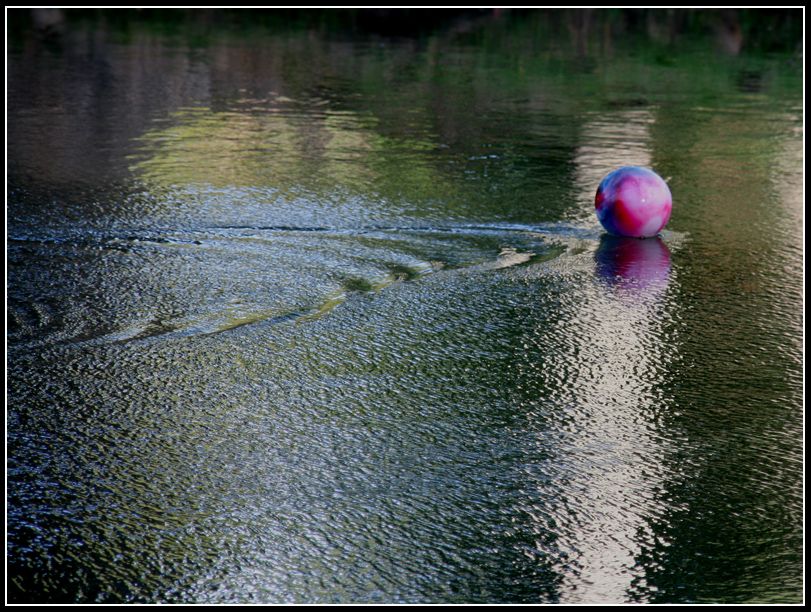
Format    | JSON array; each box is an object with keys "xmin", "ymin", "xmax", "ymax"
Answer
[{"xmin": 595, "ymin": 166, "xmax": 672, "ymax": 238}]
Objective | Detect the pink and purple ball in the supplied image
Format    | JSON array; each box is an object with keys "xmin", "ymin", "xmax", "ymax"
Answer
[{"xmin": 595, "ymin": 166, "xmax": 672, "ymax": 238}]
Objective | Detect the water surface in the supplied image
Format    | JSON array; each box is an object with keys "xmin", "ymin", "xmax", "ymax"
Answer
[{"xmin": 7, "ymin": 10, "xmax": 804, "ymax": 604}]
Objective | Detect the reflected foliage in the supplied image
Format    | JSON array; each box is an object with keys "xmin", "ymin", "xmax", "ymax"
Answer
[{"xmin": 7, "ymin": 8, "xmax": 803, "ymax": 604}]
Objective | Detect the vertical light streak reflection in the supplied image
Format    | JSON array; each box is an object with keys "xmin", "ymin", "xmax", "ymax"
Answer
[
  {"xmin": 571, "ymin": 109, "xmax": 655, "ymax": 223},
  {"xmin": 529, "ymin": 109, "xmax": 678, "ymax": 602}
]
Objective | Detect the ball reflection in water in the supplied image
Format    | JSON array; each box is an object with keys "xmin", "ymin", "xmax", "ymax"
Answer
[{"xmin": 595, "ymin": 234, "xmax": 672, "ymax": 288}]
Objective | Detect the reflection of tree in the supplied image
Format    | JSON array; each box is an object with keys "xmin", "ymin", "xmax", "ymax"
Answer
[
  {"xmin": 131, "ymin": 104, "xmax": 452, "ymax": 205},
  {"xmin": 7, "ymin": 9, "xmax": 804, "ymax": 604},
  {"xmin": 627, "ymin": 79, "xmax": 804, "ymax": 604},
  {"xmin": 9, "ymin": 11, "xmax": 801, "ymax": 226}
]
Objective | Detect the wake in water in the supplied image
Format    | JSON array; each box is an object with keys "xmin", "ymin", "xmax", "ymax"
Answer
[{"xmin": 9, "ymin": 222, "xmax": 678, "ymax": 350}]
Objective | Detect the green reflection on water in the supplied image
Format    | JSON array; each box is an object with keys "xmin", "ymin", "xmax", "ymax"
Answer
[
  {"xmin": 7, "ymin": 8, "xmax": 803, "ymax": 605},
  {"xmin": 121, "ymin": 19, "xmax": 800, "ymax": 230}
]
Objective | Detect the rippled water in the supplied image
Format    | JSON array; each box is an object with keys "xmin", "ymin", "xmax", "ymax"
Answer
[{"xmin": 7, "ymin": 10, "xmax": 804, "ymax": 603}]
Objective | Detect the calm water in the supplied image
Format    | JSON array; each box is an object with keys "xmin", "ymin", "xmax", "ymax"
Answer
[{"xmin": 7, "ymin": 11, "xmax": 804, "ymax": 604}]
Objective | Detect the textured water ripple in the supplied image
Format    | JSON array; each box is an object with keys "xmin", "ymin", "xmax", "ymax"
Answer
[{"xmin": 8, "ymin": 12, "xmax": 803, "ymax": 604}]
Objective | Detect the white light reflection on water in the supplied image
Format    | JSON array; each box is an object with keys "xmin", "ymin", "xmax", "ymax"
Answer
[
  {"xmin": 8, "ymin": 15, "xmax": 803, "ymax": 603},
  {"xmin": 532, "ymin": 109, "xmax": 680, "ymax": 602},
  {"xmin": 571, "ymin": 109, "xmax": 656, "ymax": 222}
]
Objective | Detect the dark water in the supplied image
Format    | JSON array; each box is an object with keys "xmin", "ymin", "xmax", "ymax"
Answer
[{"xmin": 7, "ymin": 10, "xmax": 804, "ymax": 604}]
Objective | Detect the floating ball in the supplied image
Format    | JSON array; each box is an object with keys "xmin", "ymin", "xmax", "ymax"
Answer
[{"xmin": 595, "ymin": 166, "xmax": 672, "ymax": 238}]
